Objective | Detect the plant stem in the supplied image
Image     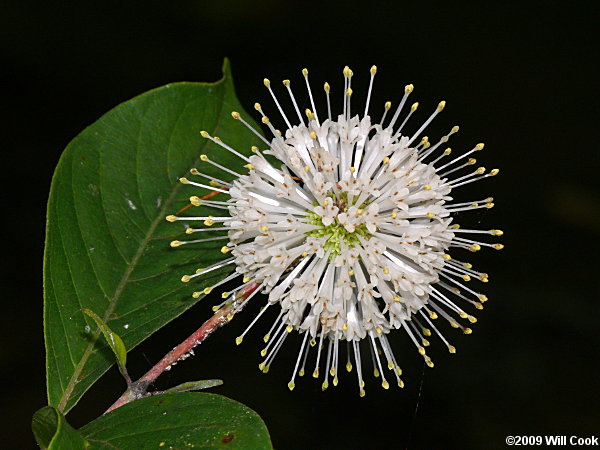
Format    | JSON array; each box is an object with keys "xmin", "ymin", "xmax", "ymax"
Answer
[{"xmin": 104, "ymin": 282, "xmax": 260, "ymax": 414}]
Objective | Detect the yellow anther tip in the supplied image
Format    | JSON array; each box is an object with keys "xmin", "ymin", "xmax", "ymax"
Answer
[
  {"xmin": 263, "ymin": 78, "xmax": 270, "ymax": 87},
  {"xmin": 323, "ymin": 82, "xmax": 330, "ymax": 92},
  {"xmin": 221, "ymin": 246, "xmax": 231, "ymax": 254},
  {"xmin": 254, "ymin": 102, "xmax": 261, "ymax": 111},
  {"xmin": 382, "ymin": 380, "xmax": 390, "ymax": 390},
  {"xmin": 493, "ymin": 243, "xmax": 505, "ymax": 250},
  {"xmin": 405, "ymin": 84, "xmax": 414, "ymax": 93},
  {"xmin": 288, "ymin": 381, "xmax": 295, "ymax": 391},
  {"xmin": 179, "ymin": 177, "xmax": 189, "ymax": 184},
  {"xmin": 438, "ymin": 100, "xmax": 446, "ymax": 111},
  {"xmin": 411, "ymin": 102, "xmax": 419, "ymax": 111},
  {"xmin": 384, "ymin": 101, "xmax": 391, "ymax": 110},
  {"xmin": 192, "ymin": 291, "xmax": 201, "ymax": 299},
  {"xmin": 448, "ymin": 345, "xmax": 457, "ymax": 354},
  {"xmin": 464, "ymin": 328, "xmax": 473, "ymax": 335},
  {"xmin": 200, "ymin": 154, "xmax": 208, "ymax": 161},
  {"xmin": 359, "ymin": 389, "xmax": 366, "ymax": 397},
  {"xmin": 199, "ymin": 130, "xmax": 209, "ymax": 138},
  {"xmin": 302, "ymin": 68, "xmax": 308, "ymax": 77},
  {"xmin": 166, "ymin": 215, "xmax": 177, "ymax": 222},
  {"xmin": 170, "ymin": 240, "xmax": 181, "ymax": 248},
  {"xmin": 222, "ymin": 291, "xmax": 230, "ymax": 299},
  {"xmin": 261, "ymin": 116, "xmax": 269, "ymax": 124},
  {"xmin": 231, "ymin": 111, "xmax": 240, "ymax": 120},
  {"xmin": 475, "ymin": 143, "xmax": 485, "ymax": 150},
  {"xmin": 283, "ymin": 79, "xmax": 290, "ymax": 87},
  {"xmin": 370, "ymin": 65, "xmax": 377, "ymax": 75},
  {"xmin": 203, "ymin": 287, "xmax": 212, "ymax": 295},
  {"xmin": 423, "ymin": 184, "xmax": 431, "ymax": 190},
  {"xmin": 310, "ymin": 131, "xmax": 317, "ymax": 139},
  {"xmin": 312, "ymin": 369, "xmax": 319, "ymax": 378},
  {"xmin": 418, "ymin": 346, "xmax": 426, "ymax": 355},
  {"xmin": 181, "ymin": 275, "xmax": 191, "ymax": 283},
  {"xmin": 451, "ymin": 125, "xmax": 460, "ymax": 133},
  {"xmin": 244, "ymin": 163, "xmax": 255, "ymax": 170},
  {"xmin": 490, "ymin": 168, "xmax": 500, "ymax": 176},
  {"xmin": 235, "ymin": 336, "xmax": 243, "ymax": 345}
]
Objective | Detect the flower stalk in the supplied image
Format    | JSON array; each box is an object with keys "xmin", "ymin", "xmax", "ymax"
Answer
[{"xmin": 104, "ymin": 282, "xmax": 259, "ymax": 414}]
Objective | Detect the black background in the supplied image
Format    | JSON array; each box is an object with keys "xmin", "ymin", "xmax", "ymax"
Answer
[{"xmin": 2, "ymin": 1, "xmax": 599, "ymax": 448}]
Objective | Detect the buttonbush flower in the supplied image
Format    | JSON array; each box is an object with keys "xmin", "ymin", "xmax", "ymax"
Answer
[{"xmin": 167, "ymin": 66, "xmax": 502, "ymax": 396}]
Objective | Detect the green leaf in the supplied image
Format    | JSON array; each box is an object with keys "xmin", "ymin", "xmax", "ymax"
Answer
[
  {"xmin": 32, "ymin": 406, "xmax": 90, "ymax": 450},
  {"xmin": 79, "ymin": 393, "xmax": 272, "ymax": 449},
  {"xmin": 44, "ymin": 59, "xmax": 261, "ymax": 413},
  {"xmin": 82, "ymin": 308, "xmax": 129, "ymax": 382},
  {"xmin": 163, "ymin": 379, "xmax": 223, "ymax": 393}
]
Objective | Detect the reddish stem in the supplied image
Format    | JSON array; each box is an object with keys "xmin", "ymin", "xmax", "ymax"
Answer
[{"xmin": 104, "ymin": 281, "xmax": 260, "ymax": 414}]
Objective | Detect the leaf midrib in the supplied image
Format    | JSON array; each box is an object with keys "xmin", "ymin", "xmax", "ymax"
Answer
[{"xmin": 56, "ymin": 83, "xmax": 227, "ymax": 412}]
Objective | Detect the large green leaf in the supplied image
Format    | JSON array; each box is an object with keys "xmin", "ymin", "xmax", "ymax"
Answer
[
  {"xmin": 80, "ymin": 393, "xmax": 272, "ymax": 449},
  {"xmin": 32, "ymin": 406, "xmax": 90, "ymax": 450},
  {"xmin": 44, "ymin": 59, "xmax": 260, "ymax": 413}
]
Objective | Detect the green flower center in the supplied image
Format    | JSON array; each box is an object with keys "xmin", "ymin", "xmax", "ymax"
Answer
[{"xmin": 305, "ymin": 210, "xmax": 371, "ymax": 258}]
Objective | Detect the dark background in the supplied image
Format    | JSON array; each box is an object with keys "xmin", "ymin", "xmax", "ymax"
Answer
[{"xmin": 2, "ymin": 1, "xmax": 599, "ymax": 448}]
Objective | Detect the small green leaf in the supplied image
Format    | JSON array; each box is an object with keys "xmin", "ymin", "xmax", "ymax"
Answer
[
  {"xmin": 163, "ymin": 379, "xmax": 223, "ymax": 393},
  {"xmin": 82, "ymin": 308, "xmax": 128, "ymax": 381},
  {"xmin": 32, "ymin": 406, "xmax": 90, "ymax": 450},
  {"xmin": 80, "ymin": 393, "xmax": 272, "ymax": 449}
]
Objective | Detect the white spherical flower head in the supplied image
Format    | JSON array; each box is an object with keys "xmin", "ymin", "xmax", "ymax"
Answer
[{"xmin": 168, "ymin": 66, "xmax": 502, "ymax": 396}]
